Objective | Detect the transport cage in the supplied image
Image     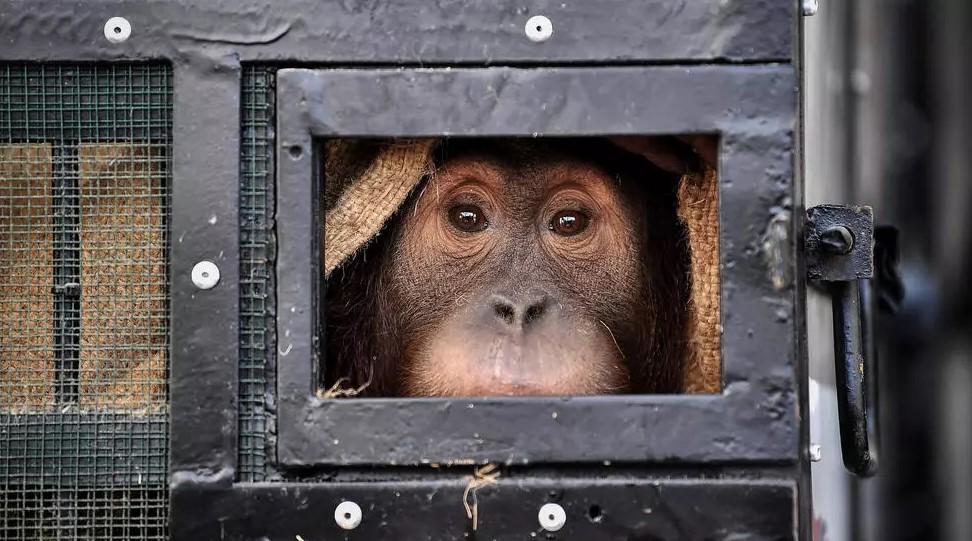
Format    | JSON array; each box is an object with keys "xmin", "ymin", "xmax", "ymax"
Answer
[
  {"xmin": 0, "ymin": 64, "xmax": 171, "ymax": 540},
  {"xmin": 0, "ymin": 1, "xmax": 877, "ymax": 540}
]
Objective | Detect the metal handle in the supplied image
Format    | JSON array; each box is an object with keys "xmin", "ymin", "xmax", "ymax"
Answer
[
  {"xmin": 829, "ymin": 279, "xmax": 879, "ymax": 476},
  {"xmin": 806, "ymin": 205, "xmax": 886, "ymax": 477}
]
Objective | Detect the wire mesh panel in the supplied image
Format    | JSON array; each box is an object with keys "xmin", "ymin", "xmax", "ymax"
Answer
[
  {"xmin": 0, "ymin": 64, "xmax": 171, "ymax": 540},
  {"xmin": 239, "ymin": 67, "xmax": 276, "ymax": 482},
  {"xmin": 78, "ymin": 143, "xmax": 167, "ymax": 409},
  {"xmin": 0, "ymin": 144, "xmax": 54, "ymax": 409}
]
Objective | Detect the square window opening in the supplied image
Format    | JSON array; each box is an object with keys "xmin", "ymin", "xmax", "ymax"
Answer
[{"xmin": 318, "ymin": 135, "xmax": 721, "ymax": 399}]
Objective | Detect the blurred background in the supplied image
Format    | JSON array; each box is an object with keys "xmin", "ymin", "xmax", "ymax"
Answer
[{"xmin": 805, "ymin": 0, "xmax": 972, "ymax": 539}]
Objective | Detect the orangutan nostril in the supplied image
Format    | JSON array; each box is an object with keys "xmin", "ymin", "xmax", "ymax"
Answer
[
  {"xmin": 493, "ymin": 301, "xmax": 516, "ymax": 325},
  {"xmin": 524, "ymin": 302, "xmax": 546, "ymax": 325}
]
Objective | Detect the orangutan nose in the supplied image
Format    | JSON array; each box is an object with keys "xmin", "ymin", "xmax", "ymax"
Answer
[{"xmin": 490, "ymin": 291, "xmax": 551, "ymax": 329}]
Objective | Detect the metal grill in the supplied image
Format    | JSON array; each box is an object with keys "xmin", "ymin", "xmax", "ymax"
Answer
[
  {"xmin": 0, "ymin": 64, "xmax": 171, "ymax": 540},
  {"xmin": 239, "ymin": 67, "xmax": 275, "ymax": 482}
]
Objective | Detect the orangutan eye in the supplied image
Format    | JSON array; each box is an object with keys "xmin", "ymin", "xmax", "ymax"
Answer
[
  {"xmin": 549, "ymin": 209, "xmax": 590, "ymax": 237},
  {"xmin": 448, "ymin": 204, "xmax": 488, "ymax": 232}
]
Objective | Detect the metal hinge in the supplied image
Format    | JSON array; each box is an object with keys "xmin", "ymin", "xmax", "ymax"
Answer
[{"xmin": 52, "ymin": 282, "xmax": 81, "ymax": 297}]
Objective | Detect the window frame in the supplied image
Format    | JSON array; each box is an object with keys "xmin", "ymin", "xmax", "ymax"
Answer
[{"xmin": 275, "ymin": 65, "xmax": 799, "ymax": 467}]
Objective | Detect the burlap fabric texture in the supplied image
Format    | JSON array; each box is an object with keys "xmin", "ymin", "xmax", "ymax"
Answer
[
  {"xmin": 0, "ymin": 143, "xmax": 167, "ymax": 411},
  {"xmin": 322, "ymin": 138, "xmax": 719, "ymax": 393}
]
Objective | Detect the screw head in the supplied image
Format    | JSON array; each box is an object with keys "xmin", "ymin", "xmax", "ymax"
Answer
[
  {"xmin": 525, "ymin": 15, "xmax": 553, "ymax": 43},
  {"xmin": 104, "ymin": 16, "xmax": 132, "ymax": 43},
  {"xmin": 191, "ymin": 261, "xmax": 220, "ymax": 290},
  {"xmin": 820, "ymin": 226, "xmax": 855, "ymax": 255},
  {"xmin": 334, "ymin": 501, "xmax": 362, "ymax": 530},
  {"xmin": 539, "ymin": 502, "xmax": 567, "ymax": 532}
]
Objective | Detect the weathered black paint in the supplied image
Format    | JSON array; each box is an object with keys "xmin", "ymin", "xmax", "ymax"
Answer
[
  {"xmin": 277, "ymin": 66, "xmax": 800, "ymax": 467},
  {"xmin": 806, "ymin": 204, "xmax": 875, "ymax": 281},
  {"xmin": 0, "ymin": 0, "xmax": 792, "ymax": 64},
  {"xmin": 171, "ymin": 477, "xmax": 797, "ymax": 540},
  {"xmin": 829, "ymin": 279, "xmax": 879, "ymax": 476},
  {"xmin": 0, "ymin": 0, "xmax": 810, "ymax": 539},
  {"xmin": 169, "ymin": 59, "xmax": 242, "ymax": 479}
]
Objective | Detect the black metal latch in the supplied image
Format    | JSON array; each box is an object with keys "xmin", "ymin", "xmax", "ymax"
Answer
[{"xmin": 806, "ymin": 205, "xmax": 882, "ymax": 477}]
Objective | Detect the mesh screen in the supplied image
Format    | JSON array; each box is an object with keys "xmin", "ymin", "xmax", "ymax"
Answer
[
  {"xmin": 0, "ymin": 64, "xmax": 170, "ymax": 540},
  {"xmin": 239, "ymin": 67, "xmax": 275, "ymax": 482}
]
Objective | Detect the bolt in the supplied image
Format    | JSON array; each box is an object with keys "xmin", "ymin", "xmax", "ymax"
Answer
[
  {"xmin": 802, "ymin": 0, "xmax": 818, "ymax": 17},
  {"xmin": 819, "ymin": 226, "xmax": 854, "ymax": 254}
]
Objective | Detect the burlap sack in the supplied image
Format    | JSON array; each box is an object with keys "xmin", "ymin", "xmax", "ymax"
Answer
[
  {"xmin": 675, "ymin": 166, "xmax": 720, "ymax": 393},
  {"xmin": 78, "ymin": 143, "xmax": 167, "ymax": 410},
  {"xmin": 0, "ymin": 144, "xmax": 55, "ymax": 410},
  {"xmin": 0, "ymin": 143, "xmax": 168, "ymax": 412},
  {"xmin": 323, "ymin": 138, "xmax": 720, "ymax": 393},
  {"xmin": 323, "ymin": 139, "xmax": 437, "ymax": 277}
]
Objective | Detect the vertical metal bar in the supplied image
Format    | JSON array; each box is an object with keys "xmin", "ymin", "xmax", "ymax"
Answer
[
  {"xmin": 795, "ymin": 11, "xmax": 813, "ymax": 541},
  {"xmin": 168, "ymin": 59, "xmax": 241, "ymax": 479},
  {"xmin": 52, "ymin": 143, "xmax": 80, "ymax": 405}
]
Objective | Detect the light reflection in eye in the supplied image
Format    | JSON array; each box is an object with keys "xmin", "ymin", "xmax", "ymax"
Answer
[
  {"xmin": 448, "ymin": 204, "xmax": 488, "ymax": 232},
  {"xmin": 549, "ymin": 209, "xmax": 589, "ymax": 236}
]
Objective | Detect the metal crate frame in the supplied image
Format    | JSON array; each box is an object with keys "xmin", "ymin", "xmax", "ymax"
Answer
[{"xmin": 0, "ymin": 1, "xmax": 810, "ymax": 539}]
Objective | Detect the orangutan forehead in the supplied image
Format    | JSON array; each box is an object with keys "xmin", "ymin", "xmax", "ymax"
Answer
[{"xmin": 434, "ymin": 138, "xmax": 642, "ymax": 181}]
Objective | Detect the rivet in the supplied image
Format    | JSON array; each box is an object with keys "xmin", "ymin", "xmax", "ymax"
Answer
[
  {"xmin": 334, "ymin": 501, "xmax": 362, "ymax": 530},
  {"xmin": 809, "ymin": 443, "xmax": 823, "ymax": 462},
  {"xmin": 104, "ymin": 17, "xmax": 132, "ymax": 43},
  {"xmin": 802, "ymin": 0, "xmax": 819, "ymax": 17},
  {"xmin": 525, "ymin": 15, "xmax": 553, "ymax": 43},
  {"xmin": 191, "ymin": 261, "xmax": 220, "ymax": 290},
  {"xmin": 538, "ymin": 502, "xmax": 566, "ymax": 532}
]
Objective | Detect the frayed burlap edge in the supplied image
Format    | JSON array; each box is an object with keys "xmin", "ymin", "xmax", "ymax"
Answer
[
  {"xmin": 323, "ymin": 139, "xmax": 436, "ymax": 278},
  {"xmin": 323, "ymin": 139, "xmax": 720, "ymax": 393},
  {"xmin": 677, "ymin": 166, "xmax": 720, "ymax": 393}
]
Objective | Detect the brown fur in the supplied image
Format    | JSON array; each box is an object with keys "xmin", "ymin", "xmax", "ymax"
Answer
[{"xmin": 325, "ymin": 139, "xmax": 690, "ymax": 396}]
